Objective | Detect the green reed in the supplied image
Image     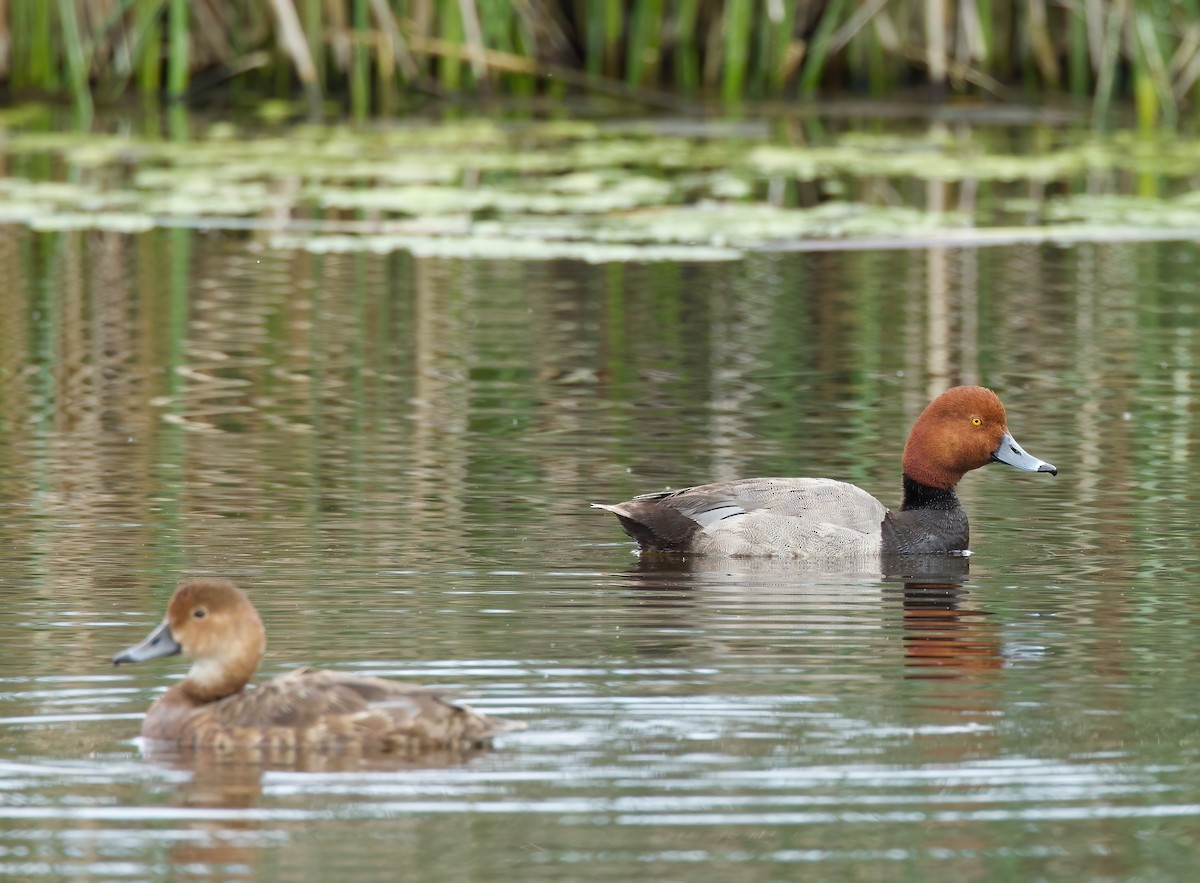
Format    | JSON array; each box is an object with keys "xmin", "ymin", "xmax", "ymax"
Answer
[
  {"xmin": 135, "ymin": 0, "xmax": 164, "ymax": 94},
  {"xmin": 166, "ymin": 0, "xmax": 188, "ymax": 99},
  {"xmin": 351, "ymin": 0, "xmax": 370, "ymax": 119},
  {"xmin": 720, "ymin": 0, "xmax": 751, "ymax": 101},
  {"xmin": 0, "ymin": 1, "xmax": 1196, "ymax": 128},
  {"xmin": 55, "ymin": 0, "xmax": 91, "ymax": 121}
]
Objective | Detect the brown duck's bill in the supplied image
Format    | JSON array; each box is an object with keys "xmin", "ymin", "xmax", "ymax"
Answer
[
  {"xmin": 112, "ymin": 620, "xmax": 182, "ymax": 665},
  {"xmin": 991, "ymin": 431, "xmax": 1057, "ymax": 475}
]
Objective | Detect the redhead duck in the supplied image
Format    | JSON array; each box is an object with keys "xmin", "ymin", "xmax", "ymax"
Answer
[
  {"xmin": 113, "ymin": 578, "xmax": 517, "ymax": 753},
  {"xmin": 594, "ymin": 386, "xmax": 1056, "ymax": 562}
]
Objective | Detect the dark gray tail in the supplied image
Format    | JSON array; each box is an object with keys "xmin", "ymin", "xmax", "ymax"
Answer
[{"xmin": 592, "ymin": 502, "xmax": 699, "ymax": 552}]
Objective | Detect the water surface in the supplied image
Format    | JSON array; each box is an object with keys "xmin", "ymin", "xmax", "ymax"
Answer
[{"xmin": 1, "ymin": 148, "xmax": 1199, "ymax": 880}]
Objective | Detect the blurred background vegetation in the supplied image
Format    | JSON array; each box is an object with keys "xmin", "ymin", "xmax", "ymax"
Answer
[{"xmin": 0, "ymin": 0, "xmax": 1195, "ymax": 127}]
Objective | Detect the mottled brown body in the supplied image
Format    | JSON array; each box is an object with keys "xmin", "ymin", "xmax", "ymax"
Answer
[{"xmin": 115, "ymin": 579, "xmax": 519, "ymax": 754}]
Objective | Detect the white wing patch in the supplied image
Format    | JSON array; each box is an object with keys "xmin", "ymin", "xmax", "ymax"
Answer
[{"xmin": 692, "ymin": 504, "xmax": 746, "ymax": 529}]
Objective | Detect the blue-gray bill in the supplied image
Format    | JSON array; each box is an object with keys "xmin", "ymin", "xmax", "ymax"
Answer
[
  {"xmin": 991, "ymin": 431, "xmax": 1057, "ymax": 475},
  {"xmin": 112, "ymin": 620, "xmax": 181, "ymax": 665}
]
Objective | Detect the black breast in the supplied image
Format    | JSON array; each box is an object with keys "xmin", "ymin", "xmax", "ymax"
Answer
[{"xmin": 880, "ymin": 477, "xmax": 969, "ymax": 554}]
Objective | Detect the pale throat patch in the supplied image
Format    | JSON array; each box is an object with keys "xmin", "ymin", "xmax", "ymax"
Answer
[{"xmin": 187, "ymin": 655, "xmax": 230, "ymax": 690}]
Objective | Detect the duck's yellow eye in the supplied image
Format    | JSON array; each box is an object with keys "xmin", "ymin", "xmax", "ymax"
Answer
[{"xmin": 971, "ymin": 417, "xmax": 982, "ymax": 427}]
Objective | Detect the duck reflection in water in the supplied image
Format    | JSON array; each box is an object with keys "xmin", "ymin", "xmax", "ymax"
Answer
[
  {"xmin": 881, "ymin": 554, "xmax": 1001, "ymax": 680},
  {"xmin": 615, "ymin": 554, "xmax": 999, "ymax": 681},
  {"xmin": 139, "ymin": 734, "xmax": 496, "ymax": 879}
]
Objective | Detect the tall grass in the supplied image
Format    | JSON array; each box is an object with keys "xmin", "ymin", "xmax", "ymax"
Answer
[{"xmin": 1, "ymin": 1, "xmax": 1197, "ymax": 127}]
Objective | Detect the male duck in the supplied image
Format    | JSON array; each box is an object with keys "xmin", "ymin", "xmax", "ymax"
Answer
[
  {"xmin": 594, "ymin": 386, "xmax": 1056, "ymax": 562},
  {"xmin": 113, "ymin": 578, "xmax": 517, "ymax": 753}
]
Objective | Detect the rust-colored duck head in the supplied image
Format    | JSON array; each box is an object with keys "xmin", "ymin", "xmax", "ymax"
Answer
[
  {"xmin": 113, "ymin": 578, "xmax": 266, "ymax": 703},
  {"xmin": 901, "ymin": 385, "xmax": 1057, "ymax": 490}
]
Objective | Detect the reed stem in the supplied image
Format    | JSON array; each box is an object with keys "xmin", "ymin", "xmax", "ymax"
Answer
[
  {"xmin": 135, "ymin": 0, "xmax": 164, "ymax": 94},
  {"xmin": 799, "ymin": 0, "xmax": 847, "ymax": 97},
  {"xmin": 351, "ymin": 0, "xmax": 369, "ymax": 118},
  {"xmin": 0, "ymin": 0, "xmax": 1186, "ymax": 131},
  {"xmin": 56, "ymin": 0, "xmax": 92, "ymax": 122},
  {"xmin": 720, "ymin": 0, "xmax": 752, "ymax": 102},
  {"xmin": 166, "ymin": 0, "xmax": 188, "ymax": 100},
  {"xmin": 31, "ymin": 0, "xmax": 57, "ymax": 91}
]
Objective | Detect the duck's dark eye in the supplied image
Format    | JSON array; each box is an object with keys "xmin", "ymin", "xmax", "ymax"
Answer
[{"xmin": 193, "ymin": 608, "xmax": 207, "ymax": 619}]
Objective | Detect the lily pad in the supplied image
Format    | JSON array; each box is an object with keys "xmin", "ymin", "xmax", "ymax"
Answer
[{"xmin": 0, "ymin": 117, "xmax": 1198, "ymax": 262}]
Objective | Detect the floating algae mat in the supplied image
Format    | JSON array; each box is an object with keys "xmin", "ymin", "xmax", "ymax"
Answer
[{"xmin": 2, "ymin": 114, "xmax": 1199, "ymax": 261}]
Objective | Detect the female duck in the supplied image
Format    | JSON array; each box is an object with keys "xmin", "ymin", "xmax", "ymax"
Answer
[
  {"xmin": 113, "ymin": 578, "xmax": 517, "ymax": 753},
  {"xmin": 595, "ymin": 386, "xmax": 1056, "ymax": 562}
]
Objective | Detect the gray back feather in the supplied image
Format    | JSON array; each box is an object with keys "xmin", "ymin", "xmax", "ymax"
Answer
[{"xmin": 609, "ymin": 477, "xmax": 889, "ymax": 563}]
